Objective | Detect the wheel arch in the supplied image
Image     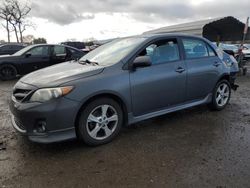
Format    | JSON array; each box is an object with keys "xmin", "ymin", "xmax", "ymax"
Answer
[
  {"xmin": 74, "ymin": 92, "xmax": 129, "ymax": 132},
  {"xmin": 217, "ymin": 74, "xmax": 230, "ymax": 83},
  {"xmin": 0, "ymin": 62, "xmax": 19, "ymax": 74}
]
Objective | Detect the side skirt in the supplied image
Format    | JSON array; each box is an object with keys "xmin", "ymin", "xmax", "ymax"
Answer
[{"xmin": 127, "ymin": 94, "xmax": 212, "ymax": 125}]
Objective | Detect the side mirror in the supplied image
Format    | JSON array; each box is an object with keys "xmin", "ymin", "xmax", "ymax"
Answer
[
  {"xmin": 133, "ymin": 56, "xmax": 152, "ymax": 68},
  {"xmin": 25, "ymin": 53, "xmax": 31, "ymax": 58}
]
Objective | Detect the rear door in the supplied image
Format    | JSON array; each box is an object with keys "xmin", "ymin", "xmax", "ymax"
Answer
[
  {"xmin": 130, "ymin": 38, "xmax": 187, "ymax": 116},
  {"xmin": 181, "ymin": 37, "xmax": 221, "ymax": 101},
  {"xmin": 51, "ymin": 45, "xmax": 67, "ymax": 64}
]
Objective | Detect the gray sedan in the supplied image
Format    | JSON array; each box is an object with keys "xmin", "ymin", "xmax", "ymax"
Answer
[{"xmin": 9, "ymin": 33, "xmax": 239, "ymax": 146}]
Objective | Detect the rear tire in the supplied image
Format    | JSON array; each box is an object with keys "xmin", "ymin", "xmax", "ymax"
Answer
[
  {"xmin": 0, "ymin": 64, "xmax": 17, "ymax": 81},
  {"xmin": 77, "ymin": 98, "xmax": 123, "ymax": 146},
  {"xmin": 209, "ymin": 79, "xmax": 231, "ymax": 111}
]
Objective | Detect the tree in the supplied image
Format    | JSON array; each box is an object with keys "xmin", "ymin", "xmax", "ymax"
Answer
[
  {"xmin": 9, "ymin": 0, "xmax": 31, "ymax": 43},
  {"xmin": 0, "ymin": 0, "xmax": 12, "ymax": 42},
  {"xmin": 22, "ymin": 34, "xmax": 34, "ymax": 44},
  {"xmin": 0, "ymin": 39, "xmax": 6, "ymax": 43},
  {"xmin": 0, "ymin": 0, "xmax": 32, "ymax": 43},
  {"xmin": 33, "ymin": 38, "xmax": 47, "ymax": 44}
]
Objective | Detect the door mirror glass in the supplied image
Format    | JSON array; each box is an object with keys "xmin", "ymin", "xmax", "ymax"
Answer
[{"xmin": 133, "ymin": 56, "xmax": 152, "ymax": 68}]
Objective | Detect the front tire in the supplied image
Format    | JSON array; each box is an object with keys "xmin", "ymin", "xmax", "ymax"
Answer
[
  {"xmin": 77, "ymin": 98, "xmax": 123, "ymax": 146},
  {"xmin": 0, "ymin": 64, "xmax": 17, "ymax": 81},
  {"xmin": 209, "ymin": 79, "xmax": 231, "ymax": 111}
]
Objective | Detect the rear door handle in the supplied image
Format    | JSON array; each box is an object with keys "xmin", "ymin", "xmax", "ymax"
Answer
[
  {"xmin": 175, "ymin": 67, "xmax": 185, "ymax": 73},
  {"xmin": 213, "ymin": 62, "xmax": 221, "ymax": 67}
]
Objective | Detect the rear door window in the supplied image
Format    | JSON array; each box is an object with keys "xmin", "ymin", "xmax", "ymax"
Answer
[
  {"xmin": 182, "ymin": 38, "xmax": 209, "ymax": 59},
  {"xmin": 53, "ymin": 46, "xmax": 66, "ymax": 55}
]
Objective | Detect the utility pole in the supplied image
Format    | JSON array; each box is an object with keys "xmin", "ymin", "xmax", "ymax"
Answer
[
  {"xmin": 239, "ymin": 17, "xmax": 249, "ymax": 75},
  {"xmin": 242, "ymin": 17, "xmax": 249, "ymax": 45}
]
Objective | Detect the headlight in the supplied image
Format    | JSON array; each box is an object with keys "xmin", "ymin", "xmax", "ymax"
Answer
[{"xmin": 29, "ymin": 86, "xmax": 74, "ymax": 102}]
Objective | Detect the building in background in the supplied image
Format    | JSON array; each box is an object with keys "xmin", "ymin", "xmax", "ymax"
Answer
[{"xmin": 144, "ymin": 16, "xmax": 250, "ymax": 44}]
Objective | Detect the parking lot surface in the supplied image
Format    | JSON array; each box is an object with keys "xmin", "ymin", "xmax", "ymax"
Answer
[{"xmin": 0, "ymin": 74, "xmax": 250, "ymax": 188}]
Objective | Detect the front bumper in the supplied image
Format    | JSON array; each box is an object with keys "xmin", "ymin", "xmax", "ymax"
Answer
[{"xmin": 9, "ymin": 96, "xmax": 79, "ymax": 144}]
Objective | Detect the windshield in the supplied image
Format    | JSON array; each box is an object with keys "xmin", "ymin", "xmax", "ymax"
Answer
[
  {"xmin": 13, "ymin": 45, "xmax": 34, "ymax": 56},
  {"xmin": 80, "ymin": 37, "xmax": 147, "ymax": 66}
]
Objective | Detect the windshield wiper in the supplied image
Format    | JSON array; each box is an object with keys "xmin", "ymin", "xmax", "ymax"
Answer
[{"xmin": 78, "ymin": 59, "xmax": 99, "ymax": 66}]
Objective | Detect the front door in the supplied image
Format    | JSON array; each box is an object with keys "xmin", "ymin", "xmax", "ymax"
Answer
[
  {"xmin": 20, "ymin": 45, "xmax": 51, "ymax": 74},
  {"xmin": 130, "ymin": 38, "xmax": 187, "ymax": 116}
]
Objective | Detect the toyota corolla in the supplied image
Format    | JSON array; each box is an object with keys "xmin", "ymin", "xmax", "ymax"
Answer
[{"xmin": 9, "ymin": 34, "xmax": 239, "ymax": 146}]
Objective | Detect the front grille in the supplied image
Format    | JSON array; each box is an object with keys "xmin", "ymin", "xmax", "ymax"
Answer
[
  {"xmin": 13, "ymin": 88, "xmax": 32, "ymax": 102},
  {"xmin": 14, "ymin": 117, "xmax": 26, "ymax": 131}
]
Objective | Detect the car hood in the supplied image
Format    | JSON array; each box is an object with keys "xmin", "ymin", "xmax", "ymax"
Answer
[{"xmin": 20, "ymin": 61, "xmax": 104, "ymax": 88}]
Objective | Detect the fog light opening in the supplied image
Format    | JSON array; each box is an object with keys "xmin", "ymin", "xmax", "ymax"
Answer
[{"xmin": 34, "ymin": 120, "xmax": 47, "ymax": 134}]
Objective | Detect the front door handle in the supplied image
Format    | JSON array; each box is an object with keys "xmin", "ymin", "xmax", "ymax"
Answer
[
  {"xmin": 213, "ymin": 62, "xmax": 221, "ymax": 67},
  {"xmin": 175, "ymin": 67, "xmax": 185, "ymax": 73}
]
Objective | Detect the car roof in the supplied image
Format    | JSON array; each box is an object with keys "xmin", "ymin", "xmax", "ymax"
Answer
[
  {"xmin": 119, "ymin": 33, "xmax": 212, "ymax": 43},
  {"xmin": 0, "ymin": 43, "xmax": 26, "ymax": 47},
  {"xmin": 27, "ymin": 44, "xmax": 82, "ymax": 51},
  {"xmin": 140, "ymin": 33, "xmax": 206, "ymax": 40}
]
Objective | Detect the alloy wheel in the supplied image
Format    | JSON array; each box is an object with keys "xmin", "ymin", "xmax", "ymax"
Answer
[
  {"xmin": 86, "ymin": 104, "xmax": 118, "ymax": 140},
  {"xmin": 215, "ymin": 83, "xmax": 230, "ymax": 107},
  {"xmin": 0, "ymin": 66, "xmax": 16, "ymax": 80}
]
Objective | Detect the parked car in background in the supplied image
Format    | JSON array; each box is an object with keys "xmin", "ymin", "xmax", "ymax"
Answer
[
  {"xmin": 218, "ymin": 43, "xmax": 239, "ymax": 57},
  {"xmin": 0, "ymin": 43, "xmax": 26, "ymax": 55},
  {"xmin": 61, "ymin": 41, "xmax": 85, "ymax": 49},
  {"xmin": 10, "ymin": 34, "xmax": 239, "ymax": 146},
  {"xmin": 0, "ymin": 44, "xmax": 86, "ymax": 80},
  {"xmin": 242, "ymin": 44, "xmax": 250, "ymax": 60}
]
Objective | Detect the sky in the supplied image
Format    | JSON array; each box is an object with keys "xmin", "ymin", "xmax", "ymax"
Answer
[{"xmin": 0, "ymin": 0, "xmax": 249, "ymax": 43}]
